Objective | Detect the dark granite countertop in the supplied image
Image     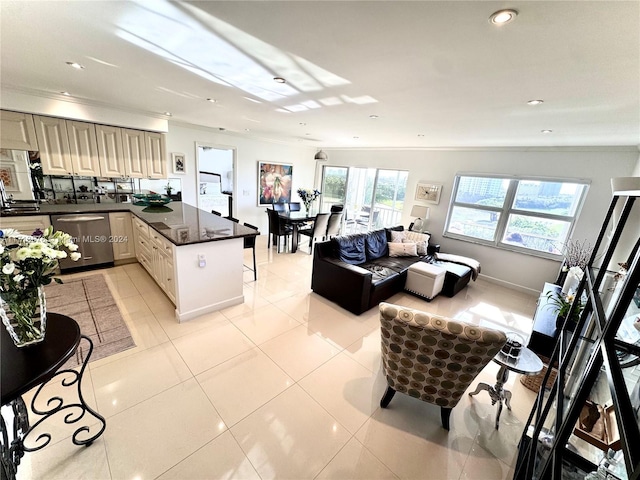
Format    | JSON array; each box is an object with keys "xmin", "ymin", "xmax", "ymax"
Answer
[{"xmin": 0, "ymin": 202, "xmax": 258, "ymax": 247}]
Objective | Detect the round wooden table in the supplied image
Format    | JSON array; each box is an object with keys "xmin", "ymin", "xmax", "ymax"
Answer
[{"xmin": 0, "ymin": 313, "xmax": 106, "ymax": 480}]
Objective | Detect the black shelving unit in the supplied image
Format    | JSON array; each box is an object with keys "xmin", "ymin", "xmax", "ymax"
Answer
[{"xmin": 515, "ymin": 181, "xmax": 640, "ymax": 480}]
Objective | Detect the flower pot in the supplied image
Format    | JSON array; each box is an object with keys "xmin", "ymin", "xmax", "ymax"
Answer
[{"xmin": 0, "ymin": 286, "xmax": 47, "ymax": 347}]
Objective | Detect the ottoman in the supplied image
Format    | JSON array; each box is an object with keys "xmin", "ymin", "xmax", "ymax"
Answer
[{"xmin": 405, "ymin": 262, "xmax": 446, "ymax": 300}]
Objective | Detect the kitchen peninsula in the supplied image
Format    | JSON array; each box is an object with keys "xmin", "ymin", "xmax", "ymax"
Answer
[{"xmin": 0, "ymin": 202, "xmax": 258, "ymax": 322}]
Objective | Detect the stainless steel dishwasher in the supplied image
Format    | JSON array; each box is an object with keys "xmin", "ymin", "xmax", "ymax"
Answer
[{"xmin": 51, "ymin": 214, "xmax": 114, "ymax": 271}]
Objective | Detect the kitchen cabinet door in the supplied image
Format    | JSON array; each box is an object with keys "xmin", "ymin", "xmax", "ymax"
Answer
[
  {"xmin": 108, "ymin": 212, "xmax": 135, "ymax": 261},
  {"xmin": 0, "ymin": 215, "xmax": 51, "ymax": 235},
  {"xmin": 34, "ymin": 115, "xmax": 73, "ymax": 176},
  {"xmin": 96, "ymin": 125, "xmax": 125, "ymax": 178},
  {"xmin": 122, "ymin": 129, "xmax": 147, "ymax": 178},
  {"xmin": 144, "ymin": 131, "xmax": 167, "ymax": 179},
  {"xmin": 0, "ymin": 110, "xmax": 38, "ymax": 150},
  {"xmin": 67, "ymin": 120, "xmax": 101, "ymax": 177}
]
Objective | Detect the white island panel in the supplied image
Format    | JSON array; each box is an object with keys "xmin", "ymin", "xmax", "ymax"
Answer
[{"xmin": 173, "ymin": 238, "xmax": 244, "ymax": 322}]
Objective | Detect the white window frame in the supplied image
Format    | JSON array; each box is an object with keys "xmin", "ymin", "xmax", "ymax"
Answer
[{"xmin": 444, "ymin": 173, "xmax": 590, "ymax": 260}]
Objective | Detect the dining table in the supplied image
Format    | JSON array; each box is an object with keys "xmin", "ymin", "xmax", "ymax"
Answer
[{"xmin": 278, "ymin": 211, "xmax": 317, "ymax": 253}]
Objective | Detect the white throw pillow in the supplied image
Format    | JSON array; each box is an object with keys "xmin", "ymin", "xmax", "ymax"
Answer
[
  {"xmin": 405, "ymin": 231, "xmax": 431, "ymax": 255},
  {"xmin": 403, "ymin": 238, "xmax": 428, "ymax": 256},
  {"xmin": 388, "ymin": 242, "xmax": 418, "ymax": 257},
  {"xmin": 390, "ymin": 230, "xmax": 406, "ymax": 243}
]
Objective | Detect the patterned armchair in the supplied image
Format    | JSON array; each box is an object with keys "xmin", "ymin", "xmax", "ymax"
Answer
[{"xmin": 379, "ymin": 302, "xmax": 507, "ymax": 430}]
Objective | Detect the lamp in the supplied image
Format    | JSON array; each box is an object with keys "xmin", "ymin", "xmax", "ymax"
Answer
[
  {"xmin": 314, "ymin": 149, "xmax": 328, "ymax": 161},
  {"xmin": 410, "ymin": 205, "xmax": 430, "ymax": 232}
]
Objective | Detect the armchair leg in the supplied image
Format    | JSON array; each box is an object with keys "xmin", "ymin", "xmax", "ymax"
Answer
[
  {"xmin": 440, "ymin": 407, "xmax": 452, "ymax": 431},
  {"xmin": 380, "ymin": 386, "xmax": 396, "ymax": 408}
]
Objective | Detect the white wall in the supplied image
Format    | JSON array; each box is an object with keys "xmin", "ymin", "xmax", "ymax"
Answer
[
  {"xmin": 323, "ymin": 147, "xmax": 638, "ymax": 293},
  {"xmin": 166, "ymin": 122, "xmax": 317, "ymax": 232}
]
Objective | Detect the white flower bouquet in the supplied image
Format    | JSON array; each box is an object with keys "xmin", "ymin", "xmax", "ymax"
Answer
[
  {"xmin": 0, "ymin": 226, "xmax": 81, "ymax": 345},
  {"xmin": 297, "ymin": 188, "xmax": 321, "ymax": 212}
]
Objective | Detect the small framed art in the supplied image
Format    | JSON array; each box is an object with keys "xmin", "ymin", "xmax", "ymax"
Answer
[
  {"xmin": 172, "ymin": 153, "xmax": 186, "ymax": 174},
  {"xmin": 415, "ymin": 182, "xmax": 443, "ymax": 204}
]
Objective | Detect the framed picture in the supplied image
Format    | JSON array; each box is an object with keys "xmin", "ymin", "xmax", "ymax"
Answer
[
  {"xmin": 415, "ymin": 182, "xmax": 443, "ymax": 204},
  {"xmin": 0, "ymin": 164, "xmax": 19, "ymax": 192},
  {"xmin": 172, "ymin": 153, "xmax": 186, "ymax": 175},
  {"xmin": 258, "ymin": 161, "xmax": 293, "ymax": 206}
]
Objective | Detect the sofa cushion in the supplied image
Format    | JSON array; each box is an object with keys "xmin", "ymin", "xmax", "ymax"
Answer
[
  {"xmin": 365, "ymin": 229, "xmax": 388, "ymax": 260},
  {"xmin": 404, "ymin": 231, "xmax": 430, "ymax": 256},
  {"xmin": 390, "ymin": 230, "xmax": 406, "ymax": 243},
  {"xmin": 389, "ymin": 242, "xmax": 418, "ymax": 257},
  {"xmin": 385, "ymin": 226, "xmax": 404, "ymax": 242},
  {"xmin": 333, "ymin": 235, "xmax": 366, "ymax": 265}
]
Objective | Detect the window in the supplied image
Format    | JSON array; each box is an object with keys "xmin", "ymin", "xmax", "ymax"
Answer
[
  {"xmin": 445, "ymin": 175, "xmax": 589, "ymax": 257},
  {"xmin": 321, "ymin": 166, "xmax": 408, "ymax": 232}
]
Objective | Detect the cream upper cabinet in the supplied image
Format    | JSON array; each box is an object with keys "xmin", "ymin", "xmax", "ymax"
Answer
[
  {"xmin": 34, "ymin": 115, "xmax": 73, "ymax": 176},
  {"xmin": 0, "ymin": 110, "xmax": 38, "ymax": 150},
  {"xmin": 96, "ymin": 124, "xmax": 125, "ymax": 178},
  {"xmin": 122, "ymin": 129, "xmax": 147, "ymax": 178},
  {"xmin": 67, "ymin": 120, "xmax": 101, "ymax": 177},
  {"xmin": 145, "ymin": 131, "xmax": 167, "ymax": 179}
]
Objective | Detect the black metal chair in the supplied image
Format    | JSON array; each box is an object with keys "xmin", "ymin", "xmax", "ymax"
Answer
[
  {"xmin": 298, "ymin": 212, "xmax": 330, "ymax": 254},
  {"xmin": 226, "ymin": 216, "xmax": 239, "ymax": 223},
  {"xmin": 266, "ymin": 208, "xmax": 292, "ymax": 253},
  {"xmin": 326, "ymin": 212, "xmax": 343, "ymax": 238},
  {"xmin": 211, "ymin": 210, "xmax": 222, "ymax": 216},
  {"xmin": 243, "ymin": 222, "xmax": 259, "ymax": 281}
]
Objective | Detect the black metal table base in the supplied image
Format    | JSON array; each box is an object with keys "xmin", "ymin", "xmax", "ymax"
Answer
[{"xmin": 0, "ymin": 335, "xmax": 106, "ymax": 480}]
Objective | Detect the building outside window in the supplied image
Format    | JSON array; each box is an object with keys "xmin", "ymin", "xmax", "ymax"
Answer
[{"xmin": 444, "ymin": 174, "xmax": 589, "ymax": 258}]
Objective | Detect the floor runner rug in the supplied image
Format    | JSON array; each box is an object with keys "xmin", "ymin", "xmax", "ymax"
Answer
[{"xmin": 45, "ymin": 274, "xmax": 136, "ymax": 368}]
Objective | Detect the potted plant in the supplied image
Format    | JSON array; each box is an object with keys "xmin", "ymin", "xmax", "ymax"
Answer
[
  {"xmin": 165, "ymin": 183, "xmax": 173, "ymax": 196},
  {"xmin": 546, "ymin": 290, "xmax": 584, "ymax": 330},
  {"xmin": 0, "ymin": 226, "xmax": 81, "ymax": 347}
]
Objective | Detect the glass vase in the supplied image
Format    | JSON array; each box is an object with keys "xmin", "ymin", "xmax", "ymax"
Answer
[
  {"xmin": 0, "ymin": 286, "xmax": 47, "ymax": 347},
  {"xmin": 303, "ymin": 201, "xmax": 312, "ymax": 215}
]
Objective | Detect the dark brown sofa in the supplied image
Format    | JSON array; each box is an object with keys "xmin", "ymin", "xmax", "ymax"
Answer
[{"xmin": 311, "ymin": 227, "xmax": 473, "ymax": 315}]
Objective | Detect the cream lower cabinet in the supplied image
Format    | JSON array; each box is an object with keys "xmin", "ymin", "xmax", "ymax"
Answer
[
  {"xmin": 132, "ymin": 216, "xmax": 175, "ymax": 304},
  {"xmin": 0, "ymin": 110, "xmax": 38, "ymax": 150},
  {"xmin": 0, "ymin": 215, "xmax": 51, "ymax": 235},
  {"xmin": 108, "ymin": 212, "xmax": 135, "ymax": 262}
]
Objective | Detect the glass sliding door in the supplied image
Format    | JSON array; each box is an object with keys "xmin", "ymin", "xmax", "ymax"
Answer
[{"xmin": 321, "ymin": 165, "xmax": 408, "ymax": 234}]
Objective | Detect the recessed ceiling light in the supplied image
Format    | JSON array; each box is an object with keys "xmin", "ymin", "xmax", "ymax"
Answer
[
  {"xmin": 244, "ymin": 128, "xmax": 250, "ymax": 132},
  {"xmin": 489, "ymin": 9, "xmax": 518, "ymax": 25},
  {"xmin": 273, "ymin": 77, "xmax": 286, "ymax": 84},
  {"xmin": 299, "ymin": 122, "xmax": 307, "ymax": 126},
  {"xmin": 353, "ymin": 136, "xmax": 359, "ymax": 139},
  {"xmin": 417, "ymin": 134, "xmax": 425, "ymax": 137},
  {"xmin": 65, "ymin": 61, "xmax": 85, "ymax": 69},
  {"xmin": 527, "ymin": 99, "xmax": 544, "ymax": 105},
  {"xmin": 541, "ymin": 129, "xmax": 553, "ymax": 134},
  {"xmin": 60, "ymin": 91, "xmax": 71, "ymax": 96},
  {"xmin": 369, "ymin": 115, "xmax": 379, "ymax": 119},
  {"xmin": 206, "ymin": 98, "xmax": 217, "ymax": 103},
  {"xmin": 164, "ymin": 112, "xmax": 172, "ymax": 116}
]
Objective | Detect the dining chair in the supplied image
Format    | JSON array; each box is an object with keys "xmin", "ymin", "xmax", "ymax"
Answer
[
  {"xmin": 226, "ymin": 216, "xmax": 239, "ymax": 223},
  {"xmin": 289, "ymin": 202, "xmax": 301, "ymax": 212},
  {"xmin": 330, "ymin": 204, "xmax": 344, "ymax": 213},
  {"xmin": 326, "ymin": 212, "xmax": 343, "ymax": 238},
  {"xmin": 272, "ymin": 203, "xmax": 287, "ymax": 213},
  {"xmin": 266, "ymin": 208, "xmax": 292, "ymax": 253},
  {"xmin": 344, "ymin": 210, "xmax": 357, "ymax": 233},
  {"xmin": 243, "ymin": 222, "xmax": 259, "ymax": 281},
  {"xmin": 298, "ymin": 212, "xmax": 330, "ymax": 254},
  {"xmin": 211, "ymin": 210, "xmax": 222, "ymax": 216}
]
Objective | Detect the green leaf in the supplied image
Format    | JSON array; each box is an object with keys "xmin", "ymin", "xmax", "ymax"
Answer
[{"xmin": 54, "ymin": 278, "xmax": 63, "ymax": 284}]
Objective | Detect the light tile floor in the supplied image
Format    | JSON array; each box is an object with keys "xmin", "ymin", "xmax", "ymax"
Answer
[{"xmin": 14, "ymin": 235, "xmax": 541, "ymax": 480}]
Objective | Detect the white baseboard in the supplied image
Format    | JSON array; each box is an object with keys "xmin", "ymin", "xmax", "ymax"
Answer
[
  {"xmin": 176, "ymin": 294, "xmax": 244, "ymax": 322},
  {"xmin": 477, "ymin": 273, "xmax": 540, "ymax": 297}
]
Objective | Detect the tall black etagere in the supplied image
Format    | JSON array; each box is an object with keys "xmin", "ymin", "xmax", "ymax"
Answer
[{"xmin": 515, "ymin": 180, "xmax": 640, "ymax": 480}]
